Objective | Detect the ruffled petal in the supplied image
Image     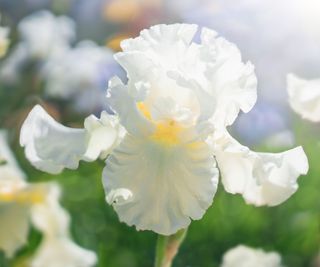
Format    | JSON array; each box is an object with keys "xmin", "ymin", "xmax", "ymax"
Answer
[
  {"xmin": 120, "ymin": 23, "xmax": 198, "ymax": 58},
  {"xmin": 112, "ymin": 24, "xmax": 256, "ymax": 130},
  {"xmin": 114, "ymin": 24, "xmax": 203, "ymax": 126},
  {"xmin": 213, "ymin": 131, "xmax": 308, "ymax": 206},
  {"xmin": 156, "ymin": 27, "xmax": 257, "ymax": 126},
  {"xmin": 287, "ymin": 73, "xmax": 320, "ymax": 122},
  {"xmin": 20, "ymin": 105, "xmax": 86, "ymax": 174},
  {"xmin": 103, "ymin": 134, "xmax": 219, "ymax": 235},
  {"xmin": 221, "ymin": 245, "xmax": 283, "ymax": 267},
  {"xmin": 20, "ymin": 105, "xmax": 121, "ymax": 174},
  {"xmin": 200, "ymin": 28, "xmax": 257, "ymax": 127}
]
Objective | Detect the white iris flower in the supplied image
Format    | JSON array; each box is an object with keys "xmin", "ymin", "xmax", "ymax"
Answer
[
  {"xmin": 0, "ymin": 131, "xmax": 96, "ymax": 266},
  {"xmin": 287, "ymin": 73, "xmax": 320, "ymax": 122},
  {"xmin": 20, "ymin": 24, "xmax": 308, "ymax": 235},
  {"xmin": 17, "ymin": 10, "xmax": 75, "ymax": 59},
  {"xmin": 221, "ymin": 245, "xmax": 284, "ymax": 267}
]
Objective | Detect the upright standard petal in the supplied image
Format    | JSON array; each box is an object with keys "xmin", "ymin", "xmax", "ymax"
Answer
[
  {"xmin": 114, "ymin": 24, "xmax": 204, "ymax": 125},
  {"xmin": 20, "ymin": 105, "xmax": 121, "ymax": 174},
  {"xmin": 287, "ymin": 73, "xmax": 320, "ymax": 122},
  {"xmin": 200, "ymin": 28, "xmax": 257, "ymax": 127},
  {"xmin": 107, "ymin": 76, "xmax": 154, "ymax": 137},
  {"xmin": 213, "ymin": 131, "xmax": 308, "ymax": 206},
  {"xmin": 103, "ymin": 134, "xmax": 219, "ymax": 235},
  {"xmin": 120, "ymin": 24, "xmax": 198, "ymax": 68},
  {"xmin": 168, "ymin": 27, "xmax": 257, "ymax": 126},
  {"xmin": 221, "ymin": 245, "xmax": 283, "ymax": 267},
  {"xmin": 112, "ymin": 24, "xmax": 257, "ymax": 131}
]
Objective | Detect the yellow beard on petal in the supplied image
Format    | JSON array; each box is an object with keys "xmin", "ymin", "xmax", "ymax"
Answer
[
  {"xmin": 137, "ymin": 102, "xmax": 186, "ymax": 146},
  {"xmin": 150, "ymin": 120, "xmax": 184, "ymax": 145},
  {"xmin": 137, "ymin": 102, "xmax": 152, "ymax": 120}
]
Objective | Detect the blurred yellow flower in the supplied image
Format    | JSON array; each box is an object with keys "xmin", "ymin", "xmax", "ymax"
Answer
[
  {"xmin": 106, "ymin": 33, "xmax": 133, "ymax": 52},
  {"xmin": 103, "ymin": 0, "xmax": 161, "ymax": 23}
]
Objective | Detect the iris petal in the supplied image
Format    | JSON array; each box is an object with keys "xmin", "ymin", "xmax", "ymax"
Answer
[
  {"xmin": 103, "ymin": 134, "xmax": 219, "ymax": 235},
  {"xmin": 20, "ymin": 105, "xmax": 121, "ymax": 174},
  {"xmin": 214, "ymin": 131, "xmax": 308, "ymax": 206}
]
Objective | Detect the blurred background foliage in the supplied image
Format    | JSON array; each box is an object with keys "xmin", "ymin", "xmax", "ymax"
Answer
[{"xmin": 0, "ymin": 0, "xmax": 319, "ymax": 266}]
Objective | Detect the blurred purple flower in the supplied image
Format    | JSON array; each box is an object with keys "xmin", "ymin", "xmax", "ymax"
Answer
[{"xmin": 232, "ymin": 101, "xmax": 294, "ymax": 147}]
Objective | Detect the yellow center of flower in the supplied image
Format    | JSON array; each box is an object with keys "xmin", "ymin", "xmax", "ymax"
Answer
[
  {"xmin": 151, "ymin": 120, "xmax": 183, "ymax": 145},
  {"xmin": 137, "ymin": 102, "xmax": 184, "ymax": 145}
]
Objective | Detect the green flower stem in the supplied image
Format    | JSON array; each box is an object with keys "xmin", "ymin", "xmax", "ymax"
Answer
[{"xmin": 154, "ymin": 228, "xmax": 188, "ymax": 267}]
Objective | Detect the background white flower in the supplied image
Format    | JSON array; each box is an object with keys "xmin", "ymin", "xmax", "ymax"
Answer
[
  {"xmin": 31, "ymin": 237, "xmax": 97, "ymax": 267},
  {"xmin": 221, "ymin": 245, "xmax": 284, "ymax": 267},
  {"xmin": 287, "ymin": 73, "xmax": 320, "ymax": 122},
  {"xmin": 18, "ymin": 10, "xmax": 75, "ymax": 59},
  {"xmin": 0, "ymin": 10, "xmax": 75, "ymax": 83},
  {"xmin": 0, "ymin": 131, "xmax": 30, "ymax": 257},
  {"xmin": 42, "ymin": 40, "xmax": 122, "ymax": 113},
  {"xmin": 30, "ymin": 184, "xmax": 97, "ymax": 267},
  {"xmin": 0, "ymin": 130, "xmax": 97, "ymax": 266}
]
